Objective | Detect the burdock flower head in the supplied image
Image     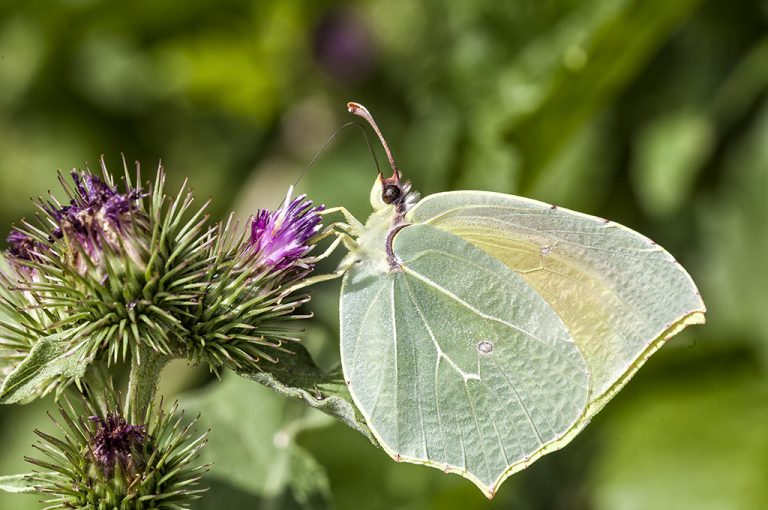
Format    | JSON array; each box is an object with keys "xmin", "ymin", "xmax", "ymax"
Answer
[
  {"xmin": 6, "ymin": 230, "xmax": 42, "ymax": 263},
  {"xmin": 27, "ymin": 398, "xmax": 207, "ymax": 510},
  {"xmin": 0, "ymin": 156, "xmax": 340, "ymax": 507},
  {"xmin": 5, "ymin": 229, "xmax": 45, "ymax": 277},
  {"xmin": 88, "ymin": 412, "xmax": 147, "ymax": 478},
  {"xmin": 0, "ymin": 159, "xmax": 327, "ymax": 403},
  {"xmin": 182, "ymin": 188, "xmax": 326, "ymax": 375}
]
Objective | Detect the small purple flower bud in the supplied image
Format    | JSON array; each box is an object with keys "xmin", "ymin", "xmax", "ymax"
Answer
[
  {"xmin": 28, "ymin": 398, "xmax": 208, "ymax": 508},
  {"xmin": 6, "ymin": 229, "xmax": 43, "ymax": 265},
  {"xmin": 249, "ymin": 190, "xmax": 324, "ymax": 271},
  {"xmin": 44, "ymin": 171, "xmax": 143, "ymax": 269},
  {"xmin": 88, "ymin": 412, "xmax": 146, "ymax": 477}
]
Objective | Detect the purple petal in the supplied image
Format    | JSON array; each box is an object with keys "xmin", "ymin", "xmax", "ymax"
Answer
[
  {"xmin": 88, "ymin": 412, "xmax": 146, "ymax": 473},
  {"xmin": 249, "ymin": 193, "xmax": 324, "ymax": 271},
  {"xmin": 6, "ymin": 229, "xmax": 44, "ymax": 269},
  {"xmin": 44, "ymin": 171, "xmax": 143, "ymax": 259}
]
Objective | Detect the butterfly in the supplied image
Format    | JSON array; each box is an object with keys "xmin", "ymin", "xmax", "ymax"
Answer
[{"xmin": 314, "ymin": 102, "xmax": 705, "ymax": 497}]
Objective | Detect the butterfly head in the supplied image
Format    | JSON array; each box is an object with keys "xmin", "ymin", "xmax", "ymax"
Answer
[
  {"xmin": 370, "ymin": 170, "xmax": 418, "ymax": 213},
  {"xmin": 347, "ymin": 101, "xmax": 419, "ymax": 214}
]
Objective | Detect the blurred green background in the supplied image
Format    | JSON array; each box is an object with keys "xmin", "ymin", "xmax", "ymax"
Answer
[{"xmin": 0, "ymin": 0, "xmax": 767, "ymax": 508}]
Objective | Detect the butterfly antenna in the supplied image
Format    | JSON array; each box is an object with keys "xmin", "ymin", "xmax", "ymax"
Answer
[
  {"xmin": 292, "ymin": 121, "xmax": 383, "ymax": 190},
  {"xmin": 347, "ymin": 102, "xmax": 400, "ymax": 180}
]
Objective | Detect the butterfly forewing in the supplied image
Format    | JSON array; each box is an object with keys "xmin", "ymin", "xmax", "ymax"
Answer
[
  {"xmin": 340, "ymin": 223, "xmax": 589, "ymax": 496},
  {"xmin": 407, "ymin": 191, "xmax": 706, "ymax": 415}
]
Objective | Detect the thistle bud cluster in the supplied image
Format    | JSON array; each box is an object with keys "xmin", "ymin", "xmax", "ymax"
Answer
[
  {"xmin": 0, "ymin": 158, "xmax": 327, "ymax": 508},
  {"xmin": 1, "ymin": 159, "xmax": 324, "ymax": 387}
]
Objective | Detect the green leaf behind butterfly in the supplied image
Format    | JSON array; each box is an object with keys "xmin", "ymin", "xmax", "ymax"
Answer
[
  {"xmin": 181, "ymin": 376, "xmax": 331, "ymax": 510},
  {"xmin": 592, "ymin": 361, "xmax": 768, "ymax": 510},
  {"xmin": 236, "ymin": 342, "xmax": 373, "ymax": 442}
]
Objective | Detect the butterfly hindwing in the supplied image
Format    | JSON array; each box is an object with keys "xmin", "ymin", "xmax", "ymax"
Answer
[{"xmin": 340, "ymin": 223, "xmax": 589, "ymax": 496}]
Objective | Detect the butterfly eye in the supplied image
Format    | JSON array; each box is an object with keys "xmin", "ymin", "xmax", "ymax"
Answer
[{"xmin": 382, "ymin": 184, "xmax": 401, "ymax": 204}]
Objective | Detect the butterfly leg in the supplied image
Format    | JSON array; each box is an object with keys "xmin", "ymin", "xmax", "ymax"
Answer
[
  {"xmin": 278, "ymin": 266, "xmax": 348, "ymax": 301},
  {"xmin": 311, "ymin": 221, "xmax": 354, "ymax": 242},
  {"xmin": 320, "ymin": 206, "xmax": 364, "ymax": 231},
  {"xmin": 308, "ymin": 232, "xmax": 353, "ymax": 263},
  {"xmin": 280, "ymin": 268, "xmax": 347, "ymax": 298},
  {"xmin": 310, "ymin": 222, "xmax": 358, "ymax": 252},
  {"xmin": 277, "ymin": 228, "xmax": 357, "ymax": 300}
]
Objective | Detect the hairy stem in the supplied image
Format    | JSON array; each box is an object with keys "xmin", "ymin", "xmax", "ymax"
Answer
[{"xmin": 124, "ymin": 344, "xmax": 169, "ymax": 423}]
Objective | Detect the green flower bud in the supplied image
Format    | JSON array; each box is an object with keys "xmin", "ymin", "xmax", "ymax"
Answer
[{"xmin": 26, "ymin": 397, "xmax": 208, "ymax": 509}]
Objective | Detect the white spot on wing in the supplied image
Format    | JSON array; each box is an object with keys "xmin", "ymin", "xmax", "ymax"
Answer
[{"xmin": 477, "ymin": 340, "xmax": 494, "ymax": 354}]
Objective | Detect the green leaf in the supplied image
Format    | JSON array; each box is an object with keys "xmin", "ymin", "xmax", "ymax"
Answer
[
  {"xmin": 0, "ymin": 334, "xmax": 93, "ymax": 404},
  {"xmin": 506, "ymin": 0, "xmax": 705, "ymax": 191},
  {"xmin": 181, "ymin": 376, "xmax": 331, "ymax": 510},
  {"xmin": 0, "ymin": 398, "xmax": 55, "ymax": 509},
  {"xmin": 700, "ymin": 100, "xmax": 768, "ymax": 366},
  {"xmin": 530, "ymin": 119, "xmax": 613, "ymax": 212},
  {"xmin": 0, "ymin": 472, "xmax": 55, "ymax": 494},
  {"xmin": 236, "ymin": 343, "xmax": 373, "ymax": 443}
]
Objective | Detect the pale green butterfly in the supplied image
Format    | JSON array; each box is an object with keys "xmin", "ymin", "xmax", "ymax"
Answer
[{"xmin": 317, "ymin": 102, "xmax": 705, "ymax": 498}]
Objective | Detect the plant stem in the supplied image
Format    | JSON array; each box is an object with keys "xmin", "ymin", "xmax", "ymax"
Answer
[{"xmin": 124, "ymin": 344, "xmax": 169, "ymax": 423}]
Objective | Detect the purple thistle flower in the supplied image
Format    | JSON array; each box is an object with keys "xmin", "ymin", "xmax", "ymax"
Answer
[
  {"xmin": 45, "ymin": 171, "xmax": 143, "ymax": 262},
  {"xmin": 249, "ymin": 190, "xmax": 324, "ymax": 271},
  {"xmin": 88, "ymin": 412, "xmax": 146, "ymax": 476}
]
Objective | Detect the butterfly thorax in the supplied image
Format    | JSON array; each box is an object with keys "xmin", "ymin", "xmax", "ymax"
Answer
[
  {"xmin": 343, "ymin": 178, "xmax": 420, "ymax": 274},
  {"xmin": 341, "ymin": 207, "xmax": 394, "ymax": 276}
]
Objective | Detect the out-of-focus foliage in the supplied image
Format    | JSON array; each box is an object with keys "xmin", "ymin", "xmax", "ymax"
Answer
[
  {"xmin": 181, "ymin": 376, "xmax": 332, "ymax": 510},
  {"xmin": 702, "ymin": 101, "xmax": 768, "ymax": 366},
  {"xmin": 592, "ymin": 354, "xmax": 768, "ymax": 510},
  {"xmin": 0, "ymin": 0, "xmax": 766, "ymax": 508}
]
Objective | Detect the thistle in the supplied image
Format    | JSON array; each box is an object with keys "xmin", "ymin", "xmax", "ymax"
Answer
[
  {"xmin": 249, "ymin": 190, "xmax": 324, "ymax": 272},
  {"xmin": 0, "ymin": 158, "xmax": 330, "ymax": 403},
  {"xmin": 182, "ymin": 188, "xmax": 325, "ymax": 375},
  {"xmin": 88, "ymin": 413, "xmax": 146, "ymax": 478},
  {"xmin": 42, "ymin": 170, "xmax": 145, "ymax": 274},
  {"xmin": 0, "ymin": 157, "xmax": 337, "ymax": 508},
  {"xmin": 6, "ymin": 230, "xmax": 44, "ymax": 269},
  {"xmin": 27, "ymin": 397, "xmax": 207, "ymax": 509},
  {"xmin": 0, "ymin": 159, "xmax": 213, "ymax": 402}
]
